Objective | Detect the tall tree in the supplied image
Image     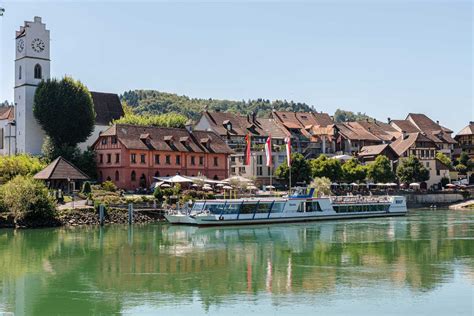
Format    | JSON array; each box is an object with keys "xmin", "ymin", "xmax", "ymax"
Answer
[
  {"xmin": 366, "ymin": 155, "xmax": 395, "ymax": 183},
  {"xmin": 34, "ymin": 77, "xmax": 95, "ymax": 147},
  {"xmin": 396, "ymin": 156, "xmax": 430, "ymax": 184},
  {"xmin": 275, "ymin": 153, "xmax": 312, "ymax": 187}
]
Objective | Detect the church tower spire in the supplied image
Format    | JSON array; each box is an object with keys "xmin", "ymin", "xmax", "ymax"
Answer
[{"xmin": 14, "ymin": 16, "xmax": 50, "ymax": 154}]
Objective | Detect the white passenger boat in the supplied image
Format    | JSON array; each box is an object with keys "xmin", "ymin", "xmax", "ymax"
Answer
[{"xmin": 165, "ymin": 188, "xmax": 407, "ymax": 226}]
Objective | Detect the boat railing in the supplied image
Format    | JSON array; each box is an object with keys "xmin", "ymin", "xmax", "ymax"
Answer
[{"xmin": 331, "ymin": 195, "xmax": 392, "ymax": 204}]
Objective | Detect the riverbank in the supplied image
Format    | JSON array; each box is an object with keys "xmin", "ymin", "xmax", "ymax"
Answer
[{"xmin": 0, "ymin": 207, "xmax": 164, "ymax": 229}]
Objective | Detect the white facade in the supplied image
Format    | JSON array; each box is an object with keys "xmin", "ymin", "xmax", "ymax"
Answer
[{"xmin": 14, "ymin": 17, "xmax": 50, "ymax": 155}]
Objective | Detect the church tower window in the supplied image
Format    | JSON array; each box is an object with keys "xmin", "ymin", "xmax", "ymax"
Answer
[
  {"xmin": 19, "ymin": 66, "xmax": 22, "ymax": 80},
  {"xmin": 34, "ymin": 64, "xmax": 42, "ymax": 79}
]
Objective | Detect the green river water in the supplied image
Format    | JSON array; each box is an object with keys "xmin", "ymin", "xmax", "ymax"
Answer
[{"xmin": 0, "ymin": 209, "xmax": 473, "ymax": 315}]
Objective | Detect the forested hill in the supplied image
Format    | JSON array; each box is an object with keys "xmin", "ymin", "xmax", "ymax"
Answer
[
  {"xmin": 120, "ymin": 90, "xmax": 314, "ymax": 121},
  {"xmin": 120, "ymin": 90, "xmax": 372, "ymax": 123}
]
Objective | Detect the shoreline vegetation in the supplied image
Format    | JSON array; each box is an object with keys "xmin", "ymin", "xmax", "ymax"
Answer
[{"xmin": 0, "ymin": 207, "xmax": 164, "ymax": 229}]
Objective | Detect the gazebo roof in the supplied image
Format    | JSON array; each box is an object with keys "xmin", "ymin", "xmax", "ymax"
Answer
[{"xmin": 34, "ymin": 156, "xmax": 89, "ymax": 181}]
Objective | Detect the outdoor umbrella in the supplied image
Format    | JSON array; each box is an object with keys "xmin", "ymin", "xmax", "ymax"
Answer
[
  {"xmin": 266, "ymin": 185, "xmax": 275, "ymax": 189},
  {"xmin": 216, "ymin": 183, "xmax": 225, "ymax": 187},
  {"xmin": 247, "ymin": 185, "xmax": 258, "ymax": 190},
  {"xmin": 446, "ymin": 183, "xmax": 456, "ymax": 188},
  {"xmin": 222, "ymin": 185, "xmax": 233, "ymax": 190},
  {"xmin": 350, "ymin": 182, "xmax": 359, "ymax": 186},
  {"xmin": 160, "ymin": 183, "xmax": 172, "ymax": 188},
  {"xmin": 409, "ymin": 183, "xmax": 420, "ymax": 187}
]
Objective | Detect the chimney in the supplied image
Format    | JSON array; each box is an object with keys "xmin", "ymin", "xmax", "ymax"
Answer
[
  {"xmin": 436, "ymin": 120, "xmax": 440, "ymax": 125},
  {"xmin": 247, "ymin": 114, "xmax": 250, "ymax": 123},
  {"xmin": 34, "ymin": 16, "xmax": 42, "ymax": 23},
  {"xmin": 252, "ymin": 112, "xmax": 257, "ymax": 123},
  {"xmin": 402, "ymin": 130, "xmax": 408, "ymax": 140},
  {"xmin": 387, "ymin": 117, "xmax": 391, "ymax": 123}
]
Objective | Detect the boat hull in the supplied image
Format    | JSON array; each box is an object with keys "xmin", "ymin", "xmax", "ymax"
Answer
[{"xmin": 165, "ymin": 211, "xmax": 407, "ymax": 226}]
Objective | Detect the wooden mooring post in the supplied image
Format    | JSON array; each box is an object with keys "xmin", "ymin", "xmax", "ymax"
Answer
[
  {"xmin": 99, "ymin": 204, "xmax": 105, "ymax": 226},
  {"xmin": 128, "ymin": 203, "xmax": 134, "ymax": 225}
]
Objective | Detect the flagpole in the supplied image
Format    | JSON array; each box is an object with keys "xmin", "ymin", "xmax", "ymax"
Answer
[{"xmin": 289, "ymin": 163, "xmax": 291, "ymax": 195}]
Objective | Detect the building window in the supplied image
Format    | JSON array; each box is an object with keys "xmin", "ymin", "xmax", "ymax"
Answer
[
  {"xmin": 155, "ymin": 171, "xmax": 160, "ymax": 178},
  {"xmin": 257, "ymin": 166, "xmax": 263, "ymax": 176},
  {"xmin": 101, "ymin": 137, "xmax": 107, "ymax": 145},
  {"xmin": 213, "ymin": 157, "xmax": 218, "ymax": 166},
  {"xmin": 199, "ymin": 156, "xmax": 204, "ymax": 165},
  {"xmin": 239, "ymin": 167, "xmax": 245, "ymax": 173},
  {"xmin": 257, "ymin": 155, "xmax": 263, "ymax": 165},
  {"xmin": 191, "ymin": 156, "xmax": 195, "ymax": 165},
  {"xmin": 176, "ymin": 155, "xmax": 181, "ymax": 165},
  {"xmin": 19, "ymin": 66, "xmax": 22, "ymax": 80},
  {"xmin": 213, "ymin": 175, "xmax": 219, "ymax": 180},
  {"xmin": 99, "ymin": 171, "xmax": 103, "ymax": 182},
  {"xmin": 131, "ymin": 153, "xmax": 136, "ymax": 164},
  {"xmin": 140, "ymin": 154, "xmax": 146, "ymax": 164},
  {"xmin": 34, "ymin": 64, "xmax": 42, "ymax": 79},
  {"xmin": 131, "ymin": 171, "xmax": 136, "ymax": 181},
  {"xmin": 107, "ymin": 153, "xmax": 111, "ymax": 163},
  {"xmin": 115, "ymin": 170, "xmax": 120, "ymax": 181},
  {"xmin": 99, "ymin": 154, "xmax": 103, "ymax": 164},
  {"xmin": 111, "ymin": 136, "xmax": 117, "ymax": 144},
  {"xmin": 115, "ymin": 153, "xmax": 120, "ymax": 163},
  {"xmin": 436, "ymin": 170, "xmax": 440, "ymax": 176},
  {"xmin": 231, "ymin": 156, "xmax": 236, "ymax": 162},
  {"xmin": 155, "ymin": 154, "xmax": 160, "ymax": 165},
  {"xmin": 165, "ymin": 155, "xmax": 171, "ymax": 165}
]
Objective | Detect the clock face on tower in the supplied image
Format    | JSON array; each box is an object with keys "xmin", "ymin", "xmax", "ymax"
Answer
[
  {"xmin": 31, "ymin": 38, "xmax": 45, "ymax": 53},
  {"xmin": 17, "ymin": 39, "xmax": 25, "ymax": 53}
]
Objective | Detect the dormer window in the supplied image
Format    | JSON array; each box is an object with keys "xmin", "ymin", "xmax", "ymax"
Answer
[
  {"xmin": 223, "ymin": 120, "xmax": 232, "ymax": 131},
  {"xmin": 164, "ymin": 135, "xmax": 174, "ymax": 146},
  {"xmin": 180, "ymin": 136, "xmax": 190, "ymax": 146},
  {"xmin": 34, "ymin": 64, "xmax": 42, "ymax": 79}
]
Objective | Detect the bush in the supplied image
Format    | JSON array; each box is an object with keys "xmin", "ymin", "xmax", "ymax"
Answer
[
  {"xmin": 101, "ymin": 180, "xmax": 117, "ymax": 192},
  {"xmin": 0, "ymin": 154, "xmax": 47, "ymax": 184},
  {"xmin": 154, "ymin": 187, "xmax": 164, "ymax": 201},
  {"xmin": 82, "ymin": 181, "xmax": 92, "ymax": 194},
  {"xmin": 0, "ymin": 175, "xmax": 56, "ymax": 223}
]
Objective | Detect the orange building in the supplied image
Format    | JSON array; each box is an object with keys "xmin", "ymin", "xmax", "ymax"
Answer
[{"xmin": 94, "ymin": 124, "xmax": 234, "ymax": 190}]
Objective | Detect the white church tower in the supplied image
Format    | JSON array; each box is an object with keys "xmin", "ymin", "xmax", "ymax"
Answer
[{"xmin": 14, "ymin": 16, "xmax": 50, "ymax": 155}]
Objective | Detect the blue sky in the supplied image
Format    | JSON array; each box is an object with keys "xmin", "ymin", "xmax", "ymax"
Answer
[{"xmin": 0, "ymin": 1, "xmax": 472, "ymax": 132}]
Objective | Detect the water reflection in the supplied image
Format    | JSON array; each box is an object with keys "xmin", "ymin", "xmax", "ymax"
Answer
[{"xmin": 0, "ymin": 210, "xmax": 473, "ymax": 315}]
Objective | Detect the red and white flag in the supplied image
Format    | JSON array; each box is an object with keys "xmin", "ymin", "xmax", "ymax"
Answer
[
  {"xmin": 244, "ymin": 133, "xmax": 251, "ymax": 165},
  {"xmin": 265, "ymin": 135, "xmax": 272, "ymax": 167},
  {"xmin": 284, "ymin": 137, "xmax": 291, "ymax": 167}
]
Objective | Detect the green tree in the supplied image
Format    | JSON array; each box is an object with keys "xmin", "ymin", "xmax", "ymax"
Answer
[
  {"xmin": 396, "ymin": 156, "xmax": 430, "ymax": 184},
  {"xmin": 436, "ymin": 152, "xmax": 452, "ymax": 168},
  {"xmin": 34, "ymin": 77, "xmax": 95, "ymax": 147},
  {"xmin": 0, "ymin": 175, "xmax": 56, "ymax": 224},
  {"xmin": 341, "ymin": 158, "xmax": 367, "ymax": 182},
  {"xmin": 333, "ymin": 109, "xmax": 372, "ymax": 123},
  {"xmin": 112, "ymin": 112, "xmax": 187, "ymax": 128},
  {"xmin": 457, "ymin": 152, "xmax": 472, "ymax": 172},
  {"xmin": 366, "ymin": 155, "xmax": 395, "ymax": 183},
  {"xmin": 275, "ymin": 153, "xmax": 312, "ymax": 186},
  {"xmin": 310, "ymin": 155, "xmax": 343, "ymax": 181},
  {"xmin": 0, "ymin": 154, "xmax": 46, "ymax": 184}
]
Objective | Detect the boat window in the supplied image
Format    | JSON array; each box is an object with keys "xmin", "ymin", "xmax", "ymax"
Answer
[
  {"xmin": 203, "ymin": 203, "xmax": 222, "ymax": 214},
  {"xmin": 271, "ymin": 202, "xmax": 285, "ymax": 213},
  {"xmin": 240, "ymin": 203, "xmax": 257, "ymax": 214},
  {"xmin": 192, "ymin": 202, "xmax": 205, "ymax": 211},
  {"xmin": 222, "ymin": 203, "xmax": 240, "ymax": 214},
  {"xmin": 306, "ymin": 201, "xmax": 322, "ymax": 212},
  {"xmin": 297, "ymin": 202, "xmax": 305, "ymax": 212},
  {"xmin": 255, "ymin": 202, "xmax": 272, "ymax": 213}
]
